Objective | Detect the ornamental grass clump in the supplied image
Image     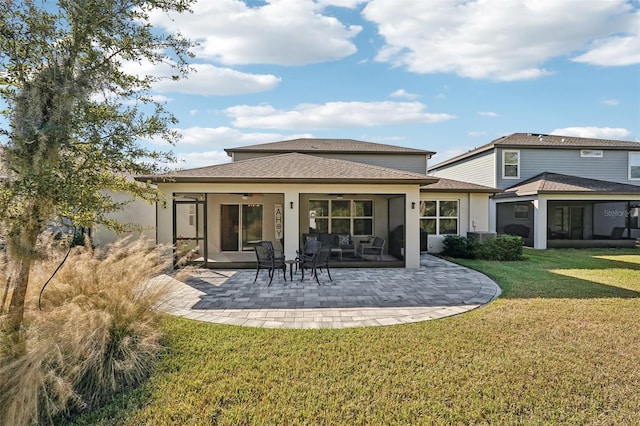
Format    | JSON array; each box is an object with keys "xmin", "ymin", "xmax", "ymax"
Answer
[{"xmin": 0, "ymin": 237, "xmax": 171, "ymax": 426}]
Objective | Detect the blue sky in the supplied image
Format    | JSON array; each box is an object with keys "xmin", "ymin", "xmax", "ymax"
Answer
[{"xmin": 137, "ymin": 0, "xmax": 640, "ymax": 168}]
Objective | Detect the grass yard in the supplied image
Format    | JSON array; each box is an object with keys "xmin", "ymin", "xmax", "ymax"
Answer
[{"xmin": 71, "ymin": 249, "xmax": 640, "ymax": 425}]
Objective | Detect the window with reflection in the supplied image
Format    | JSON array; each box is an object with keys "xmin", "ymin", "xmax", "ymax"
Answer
[
  {"xmin": 309, "ymin": 199, "xmax": 373, "ymax": 235},
  {"xmin": 420, "ymin": 200, "xmax": 458, "ymax": 235}
]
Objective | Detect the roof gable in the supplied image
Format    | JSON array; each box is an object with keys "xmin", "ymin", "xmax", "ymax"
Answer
[
  {"xmin": 137, "ymin": 153, "xmax": 436, "ymax": 185},
  {"xmin": 225, "ymin": 138, "xmax": 435, "ymax": 156}
]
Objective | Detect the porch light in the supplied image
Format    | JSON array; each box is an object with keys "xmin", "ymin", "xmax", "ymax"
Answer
[
  {"xmin": 290, "ymin": 201, "xmax": 294, "ymax": 209},
  {"xmin": 411, "ymin": 202, "xmax": 416, "ymax": 209},
  {"xmin": 242, "ymin": 194, "xmax": 249, "ymax": 200}
]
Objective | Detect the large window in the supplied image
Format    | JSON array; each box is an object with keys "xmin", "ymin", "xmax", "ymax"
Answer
[
  {"xmin": 629, "ymin": 152, "xmax": 640, "ymax": 180},
  {"xmin": 309, "ymin": 199, "xmax": 373, "ymax": 235},
  {"xmin": 419, "ymin": 200, "xmax": 458, "ymax": 235},
  {"xmin": 503, "ymin": 150, "xmax": 520, "ymax": 178}
]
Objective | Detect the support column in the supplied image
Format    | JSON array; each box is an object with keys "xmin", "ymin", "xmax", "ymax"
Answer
[
  {"xmin": 533, "ymin": 197, "xmax": 547, "ymax": 249},
  {"xmin": 283, "ymin": 190, "xmax": 300, "ymax": 261},
  {"xmin": 405, "ymin": 190, "xmax": 421, "ymax": 268}
]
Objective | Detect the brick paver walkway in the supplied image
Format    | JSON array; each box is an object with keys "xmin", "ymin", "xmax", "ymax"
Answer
[{"xmin": 153, "ymin": 254, "xmax": 501, "ymax": 329}]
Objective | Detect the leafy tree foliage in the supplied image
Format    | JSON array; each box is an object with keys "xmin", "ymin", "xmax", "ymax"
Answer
[{"xmin": 0, "ymin": 0, "xmax": 194, "ymax": 330}]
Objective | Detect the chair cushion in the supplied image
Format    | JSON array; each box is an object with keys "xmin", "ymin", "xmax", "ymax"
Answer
[{"xmin": 338, "ymin": 234, "xmax": 351, "ymax": 246}]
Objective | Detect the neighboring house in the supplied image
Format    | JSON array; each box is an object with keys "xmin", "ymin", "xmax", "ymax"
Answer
[
  {"xmin": 136, "ymin": 138, "xmax": 497, "ymax": 268},
  {"xmin": 429, "ymin": 133, "xmax": 640, "ymax": 249}
]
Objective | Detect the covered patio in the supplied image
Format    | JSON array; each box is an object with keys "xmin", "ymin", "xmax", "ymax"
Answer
[
  {"xmin": 493, "ymin": 172, "xmax": 640, "ymax": 249},
  {"xmin": 140, "ymin": 153, "xmax": 436, "ymax": 269}
]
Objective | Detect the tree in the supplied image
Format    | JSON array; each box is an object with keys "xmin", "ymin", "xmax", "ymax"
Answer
[{"xmin": 0, "ymin": 0, "xmax": 194, "ymax": 332}]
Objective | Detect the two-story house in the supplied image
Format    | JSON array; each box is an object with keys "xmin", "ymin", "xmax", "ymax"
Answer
[
  {"xmin": 428, "ymin": 133, "xmax": 640, "ymax": 249},
  {"xmin": 135, "ymin": 138, "xmax": 498, "ymax": 268}
]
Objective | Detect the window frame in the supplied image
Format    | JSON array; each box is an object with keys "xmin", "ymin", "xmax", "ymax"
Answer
[
  {"xmin": 502, "ymin": 149, "xmax": 520, "ymax": 179},
  {"xmin": 629, "ymin": 152, "xmax": 640, "ymax": 180},
  {"xmin": 419, "ymin": 199, "xmax": 459, "ymax": 236},
  {"xmin": 308, "ymin": 199, "xmax": 374, "ymax": 236}
]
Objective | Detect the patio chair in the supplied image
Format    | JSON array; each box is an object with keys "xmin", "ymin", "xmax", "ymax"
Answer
[
  {"xmin": 254, "ymin": 241, "xmax": 286, "ymax": 286},
  {"xmin": 297, "ymin": 239, "xmax": 322, "ymax": 263},
  {"xmin": 300, "ymin": 245, "xmax": 332, "ymax": 285},
  {"xmin": 357, "ymin": 236, "xmax": 385, "ymax": 261}
]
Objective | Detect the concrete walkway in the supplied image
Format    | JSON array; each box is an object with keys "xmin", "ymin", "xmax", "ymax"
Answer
[{"xmin": 153, "ymin": 254, "xmax": 501, "ymax": 329}]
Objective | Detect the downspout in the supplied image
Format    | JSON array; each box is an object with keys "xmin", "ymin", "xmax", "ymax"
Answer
[{"xmin": 467, "ymin": 192, "xmax": 471, "ymax": 234}]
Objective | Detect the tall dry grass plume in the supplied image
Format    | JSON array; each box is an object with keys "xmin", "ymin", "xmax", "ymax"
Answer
[{"xmin": 0, "ymin": 236, "xmax": 173, "ymax": 425}]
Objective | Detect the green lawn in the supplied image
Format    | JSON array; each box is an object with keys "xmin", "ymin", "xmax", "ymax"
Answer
[{"xmin": 72, "ymin": 249, "xmax": 640, "ymax": 425}]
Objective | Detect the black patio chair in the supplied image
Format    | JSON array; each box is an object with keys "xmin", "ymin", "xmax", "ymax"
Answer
[
  {"xmin": 297, "ymin": 239, "xmax": 322, "ymax": 263},
  {"xmin": 254, "ymin": 241, "xmax": 286, "ymax": 286},
  {"xmin": 300, "ymin": 245, "xmax": 332, "ymax": 285}
]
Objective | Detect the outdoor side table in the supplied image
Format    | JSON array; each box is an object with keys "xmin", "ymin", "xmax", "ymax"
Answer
[{"xmin": 284, "ymin": 259, "xmax": 299, "ymax": 281}]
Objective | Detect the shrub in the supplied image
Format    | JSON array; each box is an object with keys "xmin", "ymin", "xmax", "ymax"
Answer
[
  {"xmin": 476, "ymin": 234, "xmax": 523, "ymax": 261},
  {"xmin": 442, "ymin": 234, "xmax": 523, "ymax": 261},
  {"xmin": 0, "ymin": 237, "xmax": 171, "ymax": 425},
  {"xmin": 442, "ymin": 235, "xmax": 474, "ymax": 259}
]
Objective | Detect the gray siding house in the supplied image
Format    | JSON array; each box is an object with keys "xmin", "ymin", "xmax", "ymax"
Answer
[{"xmin": 429, "ymin": 133, "xmax": 640, "ymax": 249}]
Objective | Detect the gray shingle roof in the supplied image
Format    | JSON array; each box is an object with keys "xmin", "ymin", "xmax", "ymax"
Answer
[
  {"xmin": 137, "ymin": 153, "xmax": 437, "ymax": 185},
  {"xmin": 225, "ymin": 138, "xmax": 435, "ymax": 156},
  {"xmin": 494, "ymin": 172, "xmax": 640, "ymax": 198},
  {"xmin": 421, "ymin": 177, "xmax": 500, "ymax": 193},
  {"xmin": 430, "ymin": 132, "xmax": 640, "ymax": 170}
]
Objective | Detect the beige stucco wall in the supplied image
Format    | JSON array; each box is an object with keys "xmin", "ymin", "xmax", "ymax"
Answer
[
  {"xmin": 420, "ymin": 191, "xmax": 491, "ymax": 253},
  {"xmin": 92, "ymin": 192, "xmax": 156, "ymax": 246}
]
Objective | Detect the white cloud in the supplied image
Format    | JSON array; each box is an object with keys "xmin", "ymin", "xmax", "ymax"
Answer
[
  {"xmin": 390, "ymin": 89, "xmax": 419, "ymax": 99},
  {"xmin": 551, "ymin": 127, "xmax": 631, "ymax": 140},
  {"xmin": 189, "ymin": 109, "xmax": 199, "ymax": 115},
  {"xmin": 602, "ymin": 99, "xmax": 620, "ymax": 106},
  {"xmin": 150, "ymin": 95, "xmax": 172, "ymax": 103},
  {"xmin": 173, "ymin": 127, "xmax": 313, "ymax": 148},
  {"xmin": 362, "ymin": 0, "xmax": 638, "ymax": 81},
  {"xmin": 317, "ymin": 0, "xmax": 366, "ymax": 7},
  {"xmin": 468, "ymin": 131, "xmax": 487, "ymax": 137},
  {"xmin": 573, "ymin": 34, "xmax": 640, "ymax": 66},
  {"xmin": 124, "ymin": 61, "xmax": 281, "ymax": 96},
  {"xmin": 225, "ymin": 101, "xmax": 456, "ymax": 129},
  {"xmin": 478, "ymin": 111, "xmax": 499, "ymax": 117},
  {"xmin": 149, "ymin": 0, "xmax": 361, "ymax": 66}
]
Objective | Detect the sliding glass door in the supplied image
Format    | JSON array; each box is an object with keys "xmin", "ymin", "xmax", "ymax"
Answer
[{"xmin": 221, "ymin": 204, "xmax": 263, "ymax": 251}]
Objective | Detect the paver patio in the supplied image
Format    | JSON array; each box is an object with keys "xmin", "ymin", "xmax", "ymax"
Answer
[{"xmin": 153, "ymin": 254, "xmax": 501, "ymax": 329}]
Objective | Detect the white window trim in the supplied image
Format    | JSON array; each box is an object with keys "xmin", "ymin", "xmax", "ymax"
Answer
[
  {"xmin": 420, "ymin": 199, "xmax": 459, "ymax": 235},
  {"xmin": 502, "ymin": 149, "xmax": 520, "ymax": 179},
  {"xmin": 629, "ymin": 152, "xmax": 640, "ymax": 180}
]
